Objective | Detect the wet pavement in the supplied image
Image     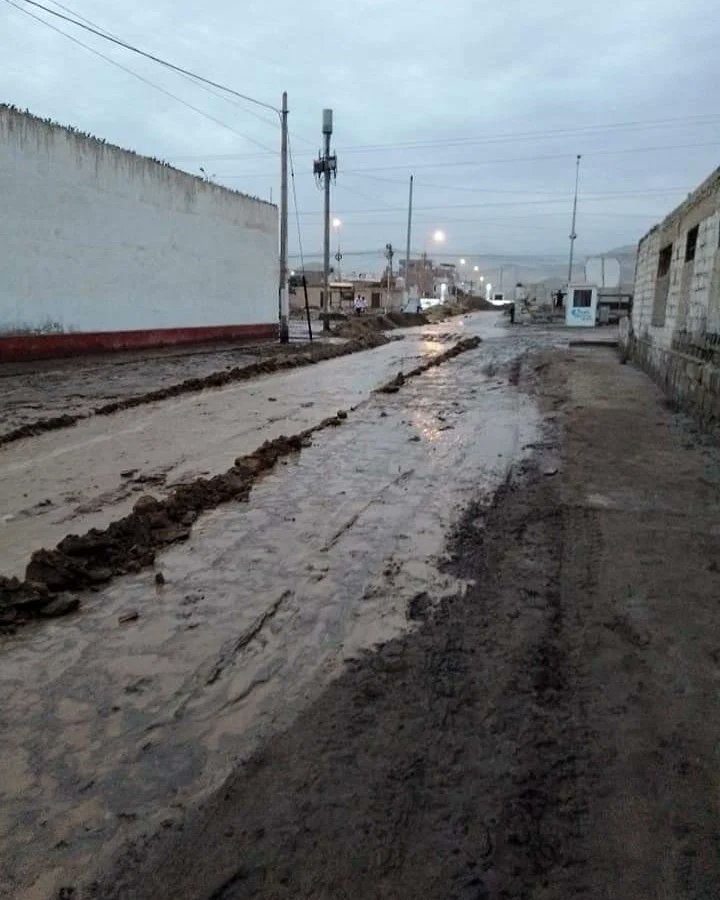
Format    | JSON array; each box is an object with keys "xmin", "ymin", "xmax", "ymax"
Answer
[{"xmin": 0, "ymin": 313, "xmax": 591, "ymax": 898}]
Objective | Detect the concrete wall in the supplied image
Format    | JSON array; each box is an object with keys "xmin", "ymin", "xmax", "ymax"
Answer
[
  {"xmin": 623, "ymin": 167, "xmax": 720, "ymax": 426},
  {"xmin": 0, "ymin": 106, "xmax": 278, "ymax": 356}
]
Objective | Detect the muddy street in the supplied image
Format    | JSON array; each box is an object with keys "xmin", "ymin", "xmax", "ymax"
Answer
[{"xmin": 2, "ymin": 315, "xmax": 720, "ymax": 899}]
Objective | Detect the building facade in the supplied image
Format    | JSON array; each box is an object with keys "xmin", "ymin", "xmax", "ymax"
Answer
[
  {"xmin": 0, "ymin": 106, "xmax": 278, "ymax": 361},
  {"xmin": 624, "ymin": 167, "xmax": 720, "ymax": 423}
]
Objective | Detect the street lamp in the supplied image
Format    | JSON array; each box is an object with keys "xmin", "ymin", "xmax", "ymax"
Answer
[
  {"xmin": 458, "ymin": 258, "xmax": 466, "ymax": 294},
  {"xmin": 421, "ymin": 229, "xmax": 445, "ymax": 298},
  {"xmin": 332, "ymin": 217, "xmax": 342, "ymax": 279}
]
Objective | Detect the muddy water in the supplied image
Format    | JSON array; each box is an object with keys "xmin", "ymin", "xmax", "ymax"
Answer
[
  {"xmin": 0, "ymin": 319, "xmax": 484, "ymax": 579},
  {"xmin": 0, "ymin": 320, "xmax": 544, "ymax": 899}
]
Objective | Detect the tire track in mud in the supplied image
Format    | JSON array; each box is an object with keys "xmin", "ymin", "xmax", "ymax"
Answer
[
  {"xmin": 0, "ymin": 334, "xmax": 389, "ymax": 447},
  {"xmin": 86, "ymin": 453, "xmax": 593, "ymax": 900},
  {"xmin": 0, "ymin": 337, "xmax": 482, "ymax": 631}
]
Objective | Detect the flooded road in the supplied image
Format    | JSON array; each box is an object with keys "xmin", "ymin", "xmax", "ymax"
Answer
[
  {"xmin": 0, "ymin": 313, "xmax": 561, "ymax": 898},
  {"xmin": 1, "ymin": 319, "xmax": 472, "ymax": 578}
]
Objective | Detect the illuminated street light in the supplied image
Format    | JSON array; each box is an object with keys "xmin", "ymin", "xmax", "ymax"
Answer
[
  {"xmin": 333, "ymin": 218, "xmax": 343, "ymax": 278},
  {"xmin": 433, "ymin": 229, "xmax": 445, "ymax": 243}
]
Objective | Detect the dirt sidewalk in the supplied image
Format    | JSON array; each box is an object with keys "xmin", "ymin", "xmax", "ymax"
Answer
[{"xmin": 87, "ymin": 347, "xmax": 720, "ymax": 899}]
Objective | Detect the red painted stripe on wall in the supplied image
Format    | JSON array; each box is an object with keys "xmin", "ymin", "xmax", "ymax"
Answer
[{"xmin": 0, "ymin": 323, "xmax": 279, "ymax": 362}]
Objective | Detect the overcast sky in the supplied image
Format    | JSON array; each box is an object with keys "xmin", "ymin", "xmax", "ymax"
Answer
[{"xmin": 3, "ymin": 0, "xmax": 720, "ymax": 280}]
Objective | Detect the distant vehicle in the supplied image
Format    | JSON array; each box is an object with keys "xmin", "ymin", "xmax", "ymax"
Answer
[{"xmin": 491, "ymin": 292, "xmax": 507, "ymax": 305}]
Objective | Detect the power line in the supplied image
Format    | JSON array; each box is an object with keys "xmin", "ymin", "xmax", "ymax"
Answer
[
  {"xmin": 12, "ymin": 0, "xmax": 279, "ymax": 113},
  {"xmin": 342, "ymin": 172, "xmax": 692, "ymax": 197},
  {"xmin": 5, "ymin": 0, "xmax": 279, "ymax": 154},
  {"xmin": 45, "ymin": 0, "xmax": 281, "ymax": 130},
  {"xmin": 288, "ymin": 133, "xmax": 307, "ymax": 275},
  {"xmin": 192, "ymin": 140, "xmax": 720, "ymax": 180},
  {"xmin": 250, "ymin": 190, "xmax": 695, "ymax": 218},
  {"xmin": 164, "ymin": 113, "xmax": 720, "ymax": 162},
  {"xmin": 42, "ymin": 0, "xmax": 321, "ymax": 147},
  {"xmin": 339, "ymin": 142, "xmax": 720, "ymax": 174}
]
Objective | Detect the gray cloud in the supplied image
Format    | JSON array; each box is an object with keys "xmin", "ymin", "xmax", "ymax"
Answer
[{"xmin": 2, "ymin": 0, "xmax": 719, "ymax": 275}]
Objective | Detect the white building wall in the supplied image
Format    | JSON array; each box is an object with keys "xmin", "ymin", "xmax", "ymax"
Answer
[{"xmin": 0, "ymin": 107, "xmax": 278, "ymax": 335}]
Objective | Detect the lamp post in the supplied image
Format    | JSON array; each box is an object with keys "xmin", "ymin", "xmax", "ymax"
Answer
[
  {"xmin": 332, "ymin": 217, "xmax": 342, "ymax": 282},
  {"xmin": 421, "ymin": 230, "xmax": 445, "ymax": 298}
]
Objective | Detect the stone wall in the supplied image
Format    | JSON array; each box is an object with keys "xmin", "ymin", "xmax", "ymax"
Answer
[{"xmin": 623, "ymin": 167, "xmax": 720, "ymax": 427}]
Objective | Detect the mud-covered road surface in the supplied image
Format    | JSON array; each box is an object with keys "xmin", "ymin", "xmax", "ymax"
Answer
[
  {"xmin": 0, "ymin": 341, "xmax": 286, "ymax": 436},
  {"xmin": 3, "ymin": 317, "xmax": 720, "ymax": 899}
]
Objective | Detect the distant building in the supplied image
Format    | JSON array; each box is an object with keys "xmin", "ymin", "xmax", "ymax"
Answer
[{"xmin": 289, "ymin": 273, "xmax": 403, "ymax": 314}]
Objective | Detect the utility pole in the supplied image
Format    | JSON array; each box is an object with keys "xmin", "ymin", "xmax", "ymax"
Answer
[
  {"xmin": 404, "ymin": 175, "xmax": 414, "ymax": 309},
  {"xmin": 567, "ymin": 154, "xmax": 582, "ymax": 286},
  {"xmin": 313, "ymin": 109, "xmax": 337, "ymax": 331},
  {"xmin": 278, "ymin": 91, "xmax": 289, "ymax": 343}
]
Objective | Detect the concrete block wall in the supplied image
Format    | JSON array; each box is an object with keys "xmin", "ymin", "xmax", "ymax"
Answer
[
  {"xmin": 0, "ymin": 106, "xmax": 278, "ymax": 357},
  {"xmin": 625, "ymin": 168, "xmax": 720, "ymax": 427}
]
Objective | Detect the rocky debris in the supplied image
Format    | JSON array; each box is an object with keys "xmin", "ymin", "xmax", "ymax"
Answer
[
  {"xmin": 0, "ymin": 576, "xmax": 78, "ymax": 630},
  {"xmin": 0, "ymin": 335, "xmax": 389, "ymax": 448},
  {"xmin": 377, "ymin": 336, "xmax": 482, "ymax": 393}
]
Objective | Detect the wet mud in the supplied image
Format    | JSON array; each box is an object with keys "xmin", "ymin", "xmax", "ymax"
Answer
[
  {"xmin": 86, "ymin": 348, "xmax": 720, "ymax": 900},
  {"xmin": 0, "ymin": 335, "xmax": 388, "ymax": 447},
  {"xmin": 0, "ymin": 335, "xmax": 483, "ymax": 631}
]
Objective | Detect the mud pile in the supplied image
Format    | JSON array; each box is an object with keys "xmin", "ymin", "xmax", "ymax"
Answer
[
  {"xmin": 385, "ymin": 311, "xmax": 428, "ymax": 327},
  {"xmin": 0, "ymin": 420, "xmax": 347, "ymax": 630},
  {"xmin": 0, "ymin": 334, "xmax": 388, "ymax": 447},
  {"xmin": 333, "ymin": 315, "xmax": 397, "ymax": 338},
  {"xmin": 377, "ymin": 335, "xmax": 481, "ymax": 393}
]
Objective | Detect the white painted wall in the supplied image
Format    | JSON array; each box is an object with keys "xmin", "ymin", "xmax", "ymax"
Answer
[{"xmin": 0, "ymin": 107, "xmax": 278, "ymax": 334}]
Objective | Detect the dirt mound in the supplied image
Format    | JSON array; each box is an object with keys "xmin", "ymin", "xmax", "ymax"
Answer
[
  {"xmin": 385, "ymin": 311, "xmax": 428, "ymax": 327},
  {"xmin": 333, "ymin": 315, "xmax": 397, "ymax": 338},
  {"xmin": 377, "ymin": 336, "xmax": 481, "ymax": 393},
  {"xmin": 0, "ymin": 424, "xmax": 345, "ymax": 631}
]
